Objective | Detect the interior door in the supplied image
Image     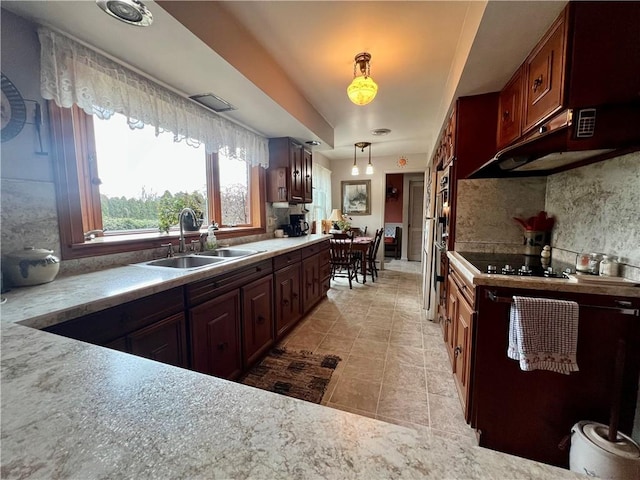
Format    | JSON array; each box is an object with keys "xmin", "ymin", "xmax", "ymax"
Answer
[{"xmin": 407, "ymin": 180, "xmax": 424, "ymax": 261}]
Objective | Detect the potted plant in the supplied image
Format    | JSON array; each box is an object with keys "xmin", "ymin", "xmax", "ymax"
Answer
[
  {"xmin": 158, "ymin": 191, "xmax": 205, "ymax": 233},
  {"xmin": 336, "ymin": 214, "xmax": 352, "ymax": 232}
]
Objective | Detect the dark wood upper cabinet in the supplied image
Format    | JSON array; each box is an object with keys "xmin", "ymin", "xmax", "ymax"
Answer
[
  {"xmin": 267, "ymin": 137, "xmax": 312, "ymax": 204},
  {"xmin": 498, "ymin": 2, "xmax": 640, "ymax": 149},
  {"xmin": 522, "ymin": 10, "xmax": 567, "ymax": 133},
  {"xmin": 496, "ymin": 67, "xmax": 524, "ymax": 150}
]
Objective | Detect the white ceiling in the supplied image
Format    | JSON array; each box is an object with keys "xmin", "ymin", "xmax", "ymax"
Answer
[{"xmin": 2, "ymin": 0, "xmax": 567, "ymax": 163}]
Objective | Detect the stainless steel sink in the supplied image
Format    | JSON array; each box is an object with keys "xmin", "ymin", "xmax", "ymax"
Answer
[
  {"xmin": 199, "ymin": 248, "xmax": 261, "ymax": 258},
  {"xmin": 137, "ymin": 255, "xmax": 228, "ymax": 269}
]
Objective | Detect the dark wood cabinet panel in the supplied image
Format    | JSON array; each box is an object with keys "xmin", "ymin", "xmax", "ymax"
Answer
[
  {"xmin": 301, "ymin": 240, "xmax": 330, "ymax": 315},
  {"xmin": 267, "ymin": 137, "xmax": 311, "ymax": 204},
  {"xmin": 496, "ymin": 67, "xmax": 524, "ymax": 150},
  {"xmin": 445, "ymin": 264, "xmax": 476, "ymax": 423},
  {"xmin": 445, "ymin": 276, "xmax": 457, "ymax": 365},
  {"xmin": 453, "ymin": 294, "xmax": 473, "ymax": 419},
  {"xmin": 44, "ymin": 288, "xmax": 184, "ymax": 346},
  {"xmin": 472, "ymin": 289, "xmax": 640, "ymax": 468},
  {"xmin": 189, "ymin": 289, "xmax": 242, "ymax": 380},
  {"xmin": 128, "ymin": 312, "xmax": 187, "ymax": 368},
  {"xmin": 302, "ymin": 148, "xmax": 313, "ymax": 203},
  {"xmin": 523, "ymin": 11, "xmax": 567, "ymax": 133},
  {"xmin": 186, "ymin": 260, "xmax": 272, "ymax": 306},
  {"xmin": 242, "ymin": 275, "xmax": 274, "ymax": 368},
  {"xmin": 274, "ymin": 263, "xmax": 302, "ymax": 339},
  {"xmin": 302, "ymin": 254, "xmax": 320, "ymax": 314}
]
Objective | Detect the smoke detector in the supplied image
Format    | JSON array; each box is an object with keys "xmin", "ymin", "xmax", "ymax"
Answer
[{"xmin": 371, "ymin": 128, "xmax": 391, "ymax": 136}]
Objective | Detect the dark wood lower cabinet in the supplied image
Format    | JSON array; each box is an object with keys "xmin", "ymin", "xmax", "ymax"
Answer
[
  {"xmin": 301, "ymin": 245, "xmax": 330, "ymax": 315},
  {"xmin": 128, "ymin": 312, "xmax": 187, "ymax": 367},
  {"xmin": 242, "ymin": 275, "xmax": 274, "ymax": 368},
  {"xmin": 274, "ymin": 263, "xmax": 302, "ymax": 340},
  {"xmin": 472, "ymin": 288, "xmax": 640, "ymax": 468},
  {"xmin": 189, "ymin": 289, "xmax": 242, "ymax": 380},
  {"xmin": 44, "ymin": 243, "xmax": 331, "ymax": 385}
]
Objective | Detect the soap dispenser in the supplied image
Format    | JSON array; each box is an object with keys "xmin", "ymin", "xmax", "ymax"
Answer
[{"xmin": 206, "ymin": 223, "xmax": 218, "ymax": 251}]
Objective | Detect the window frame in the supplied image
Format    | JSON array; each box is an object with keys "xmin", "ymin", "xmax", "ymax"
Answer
[{"xmin": 49, "ymin": 102, "xmax": 266, "ymax": 260}]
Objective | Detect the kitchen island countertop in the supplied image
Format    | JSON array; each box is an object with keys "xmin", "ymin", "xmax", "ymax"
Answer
[{"xmin": 1, "ymin": 236, "xmax": 585, "ymax": 479}]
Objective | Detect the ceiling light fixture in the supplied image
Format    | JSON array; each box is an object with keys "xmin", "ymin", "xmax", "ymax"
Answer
[
  {"xmin": 96, "ymin": 0, "xmax": 153, "ymax": 26},
  {"xmin": 347, "ymin": 52, "xmax": 378, "ymax": 106},
  {"xmin": 352, "ymin": 142, "xmax": 373, "ymax": 176},
  {"xmin": 305, "ymin": 140, "xmax": 321, "ymax": 146}
]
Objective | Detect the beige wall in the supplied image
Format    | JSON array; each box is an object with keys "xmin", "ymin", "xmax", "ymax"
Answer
[{"xmin": 329, "ymin": 153, "xmax": 427, "ymax": 235}]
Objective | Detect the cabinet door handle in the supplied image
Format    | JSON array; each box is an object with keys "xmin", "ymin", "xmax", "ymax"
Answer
[
  {"xmin": 217, "ymin": 341, "xmax": 228, "ymax": 350},
  {"xmin": 282, "ymin": 299, "xmax": 289, "ymax": 306},
  {"xmin": 532, "ymin": 75, "xmax": 544, "ymax": 92},
  {"xmin": 502, "ymin": 110, "xmax": 510, "ymax": 121},
  {"xmin": 292, "ymin": 292, "xmax": 298, "ymax": 299},
  {"xmin": 257, "ymin": 315, "xmax": 266, "ymax": 325},
  {"xmin": 454, "ymin": 346, "xmax": 462, "ymax": 357}
]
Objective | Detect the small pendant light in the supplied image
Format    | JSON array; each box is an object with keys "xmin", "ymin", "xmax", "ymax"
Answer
[{"xmin": 351, "ymin": 144, "xmax": 360, "ymax": 176}]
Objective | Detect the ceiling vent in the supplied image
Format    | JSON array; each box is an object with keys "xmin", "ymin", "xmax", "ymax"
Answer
[{"xmin": 189, "ymin": 93, "xmax": 237, "ymax": 113}]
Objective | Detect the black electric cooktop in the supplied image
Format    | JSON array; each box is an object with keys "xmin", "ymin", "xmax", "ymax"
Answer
[{"xmin": 458, "ymin": 252, "xmax": 575, "ymax": 278}]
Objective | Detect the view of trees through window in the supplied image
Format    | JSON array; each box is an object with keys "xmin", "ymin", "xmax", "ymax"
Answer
[
  {"xmin": 218, "ymin": 155, "xmax": 250, "ymax": 226},
  {"xmin": 93, "ymin": 113, "xmax": 251, "ymax": 232}
]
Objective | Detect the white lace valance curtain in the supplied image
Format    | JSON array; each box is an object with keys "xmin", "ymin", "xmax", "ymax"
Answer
[{"xmin": 38, "ymin": 27, "xmax": 269, "ymax": 168}]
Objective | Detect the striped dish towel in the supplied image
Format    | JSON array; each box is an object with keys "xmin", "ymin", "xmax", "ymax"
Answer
[{"xmin": 507, "ymin": 296, "xmax": 579, "ymax": 374}]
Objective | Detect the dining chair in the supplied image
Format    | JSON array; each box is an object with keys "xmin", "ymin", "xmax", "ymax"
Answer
[
  {"xmin": 364, "ymin": 228, "xmax": 384, "ymax": 282},
  {"xmin": 329, "ymin": 238, "xmax": 358, "ymax": 289}
]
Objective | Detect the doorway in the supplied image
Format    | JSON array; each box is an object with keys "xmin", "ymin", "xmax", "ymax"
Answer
[
  {"xmin": 383, "ymin": 172, "xmax": 425, "ymax": 262},
  {"xmin": 407, "ymin": 179, "xmax": 424, "ymax": 261}
]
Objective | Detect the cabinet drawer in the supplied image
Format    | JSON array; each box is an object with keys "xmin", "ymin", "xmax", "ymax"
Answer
[
  {"xmin": 273, "ymin": 250, "xmax": 302, "ymax": 270},
  {"xmin": 44, "ymin": 288, "xmax": 184, "ymax": 345},
  {"xmin": 449, "ymin": 267, "xmax": 475, "ymax": 307},
  {"xmin": 318, "ymin": 249, "xmax": 330, "ymax": 266},
  {"xmin": 186, "ymin": 260, "xmax": 272, "ymax": 306},
  {"xmin": 319, "ymin": 261, "xmax": 331, "ymax": 281},
  {"xmin": 301, "ymin": 240, "xmax": 330, "ymax": 259}
]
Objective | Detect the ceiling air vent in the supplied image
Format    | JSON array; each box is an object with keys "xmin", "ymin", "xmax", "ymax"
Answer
[{"xmin": 189, "ymin": 93, "xmax": 237, "ymax": 113}]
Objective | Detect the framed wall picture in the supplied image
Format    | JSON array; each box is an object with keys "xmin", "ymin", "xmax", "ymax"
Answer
[{"xmin": 341, "ymin": 179, "xmax": 371, "ymax": 215}]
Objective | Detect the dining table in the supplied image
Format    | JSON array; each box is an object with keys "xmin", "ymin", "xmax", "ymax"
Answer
[{"xmin": 351, "ymin": 236, "xmax": 373, "ymax": 283}]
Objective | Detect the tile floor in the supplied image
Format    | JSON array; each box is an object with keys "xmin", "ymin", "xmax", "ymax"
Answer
[{"xmin": 278, "ymin": 257, "xmax": 477, "ymax": 444}]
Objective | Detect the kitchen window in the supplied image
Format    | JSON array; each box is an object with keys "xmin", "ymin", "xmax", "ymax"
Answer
[{"xmin": 49, "ymin": 103, "xmax": 266, "ymax": 260}]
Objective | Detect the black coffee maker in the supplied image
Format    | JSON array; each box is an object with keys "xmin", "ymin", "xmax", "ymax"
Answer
[{"xmin": 285, "ymin": 214, "xmax": 309, "ymax": 237}]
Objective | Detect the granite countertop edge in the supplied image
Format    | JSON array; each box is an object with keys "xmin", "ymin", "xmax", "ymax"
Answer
[
  {"xmin": 448, "ymin": 251, "xmax": 640, "ymax": 297},
  {"xmin": 1, "ymin": 235, "xmax": 331, "ymax": 329}
]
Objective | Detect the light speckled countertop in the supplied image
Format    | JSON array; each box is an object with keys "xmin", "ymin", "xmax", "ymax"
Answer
[
  {"xmin": 448, "ymin": 251, "xmax": 640, "ymax": 297},
  {"xmin": 1, "ymin": 236, "xmax": 585, "ymax": 479}
]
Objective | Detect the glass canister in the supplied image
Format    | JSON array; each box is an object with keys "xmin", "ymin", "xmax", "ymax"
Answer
[
  {"xmin": 599, "ymin": 255, "xmax": 620, "ymax": 277},
  {"xmin": 588, "ymin": 253, "xmax": 603, "ymax": 274},
  {"xmin": 576, "ymin": 252, "xmax": 591, "ymax": 273}
]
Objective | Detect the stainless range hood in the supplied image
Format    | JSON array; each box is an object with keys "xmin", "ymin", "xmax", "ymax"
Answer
[{"xmin": 468, "ymin": 103, "xmax": 640, "ymax": 179}]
